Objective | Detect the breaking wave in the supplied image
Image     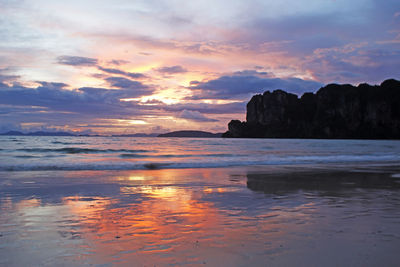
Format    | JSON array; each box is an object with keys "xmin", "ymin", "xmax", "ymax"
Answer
[
  {"xmin": 16, "ymin": 147, "xmax": 152, "ymax": 154},
  {"xmin": 1, "ymin": 154, "xmax": 399, "ymax": 171}
]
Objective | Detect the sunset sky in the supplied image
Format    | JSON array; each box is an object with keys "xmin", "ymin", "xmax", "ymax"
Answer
[{"xmin": 1, "ymin": 0, "xmax": 399, "ymax": 134}]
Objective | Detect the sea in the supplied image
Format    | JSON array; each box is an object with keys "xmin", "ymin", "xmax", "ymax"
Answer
[
  {"xmin": 1, "ymin": 136, "xmax": 400, "ymax": 266},
  {"xmin": 1, "ymin": 136, "xmax": 400, "ymax": 171}
]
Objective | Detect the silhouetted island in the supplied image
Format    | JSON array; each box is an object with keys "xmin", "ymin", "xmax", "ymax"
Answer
[
  {"xmin": 158, "ymin": 130, "xmax": 222, "ymax": 138},
  {"xmin": 223, "ymin": 79, "xmax": 400, "ymax": 139}
]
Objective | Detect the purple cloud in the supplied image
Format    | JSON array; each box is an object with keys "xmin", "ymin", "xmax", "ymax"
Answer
[
  {"xmin": 35, "ymin": 81, "xmax": 69, "ymax": 89},
  {"xmin": 303, "ymin": 45, "xmax": 400, "ymax": 83},
  {"xmin": 0, "ymin": 78, "xmax": 154, "ymax": 119},
  {"xmin": 156, "ymin": 65, "xmax": 187, "ymax": 74},
  {"xmin": 0, "ymin": 79, "xmax": 163, "ymax": 133},
  {"xmin": 177, "ymin": 110, "xmax": 218, "ymax": 122},
  {"xmin": 0, "ymin": 74, "xmax": 20, "ymax": 83},
  {"xmin": 105, "ymin": 77, "xmax": 152, "ymax": 96},
  {"xmin": 107, "ymin": 59, "xmax": 130, "ymax": 65},
  {"xmin": 56, "ymin": 56, "xmax": 98, "ymax": 66},
  {"xmin": 138, "ymin": 100, "xmax": 246, "ymax": 115},
  {"xmin": 98, "ymin": 66, "xmax": 147, "ymax": 79},
  {"xmin": 190, "ymin": 72, "xmax": 323, "ymax": 99}
]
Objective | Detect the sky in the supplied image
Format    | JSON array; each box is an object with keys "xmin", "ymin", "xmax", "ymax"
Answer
[{"xmin": 0, "ymin": 0, "xmax": 399, "ymax": 134}]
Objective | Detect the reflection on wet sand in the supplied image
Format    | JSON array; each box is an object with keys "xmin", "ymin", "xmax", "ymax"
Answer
[
  {"xmin": 67, "ymin": 192, "xmax": 216, "ymax": 265},
  {"xmin": 1, "ymin": 167, "xmax": 400, "ymax": 266},
  {"xmin": 246, "ymin": 170, "xmax": 400, "ymax": 195}
]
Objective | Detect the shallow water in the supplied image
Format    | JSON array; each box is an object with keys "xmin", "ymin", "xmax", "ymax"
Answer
[
  {"xmin": 1, "ymin": 137, "xmax": 400, "ymax": 266},
  {"xmin": 1, "ymin": 167, "xmax": 400, "ymax": 266}
]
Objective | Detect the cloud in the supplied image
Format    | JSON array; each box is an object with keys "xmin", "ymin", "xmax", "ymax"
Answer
[
  {"xmin": 105, "ymin": 77, "xmax": 142, "ymax": 88},
  {"xmin": 107, "ymin": 59, "xmax": 129, "ymax": 65},
  {"xmin": 139, "ymin": 52, "xmax": 152, "ymax": 56},
  {"xmin": 232, "ymin": 70, "xmax": 270, "ymax": 77},
  {"xmin": 189, "ymin": 80, "xmax": 200, "ymax": 86},
  {"xmin": 57, "ymin": 56, "xmax": 148, "ymax": 80},
  {"xmin": 56, "ymin": 55, "xmax": 98, "ymax": 66},
  {"xmin": 156, "ymin": 65, "xmax": 187, "ymax": 74},
  {"xmin": 0, "ymin": 77, "xmax": 155, "ymax": 121},
  {"xmin": 177, "ymin": 109, "xmax": 218, "ymax": 122},
  {"xmin": 0, "ymin": 74, "xmax": 245, "ymax": 133},
  {"xmin": 35, "ymin": 81, "xmax": 69, "ymax": 89},
  {"xmin": 105, "ymin": 77, "xmax": 153, "ymax": 97},
  {"xmin": 303, "ymin": 43, "xmax": 400, "ymax": 83},
  {"xmin": 190, "ymin": 72, "xmax": 323, "ymax": 99},
  {"xmin": 96, "ymin": 34, "xmax": 220, "ymax": 55},
  {"xmin": 0, "ymin": 73, "xmax": 20, "ymax": 84},
  {"xmin": 98, "ymin": 66, "xmax": 147, "ymax": 79},
  {"xmin": 156, "ymin": 101, "xmax": 246, "ymax": 114}
]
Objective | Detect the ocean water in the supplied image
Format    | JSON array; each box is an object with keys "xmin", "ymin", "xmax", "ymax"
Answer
[
  {"xmin": 1, "ymin": 137, "xmax": 400, "ymax": 266},
  {"xmin": 1, "ymin": 136, "xmax": 400, "ymax": 171}
]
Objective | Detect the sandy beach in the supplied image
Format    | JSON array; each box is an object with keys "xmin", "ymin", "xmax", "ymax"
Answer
[{"xmin": 1, "ymin": 164, "xmax": 400, "ymax": 266}]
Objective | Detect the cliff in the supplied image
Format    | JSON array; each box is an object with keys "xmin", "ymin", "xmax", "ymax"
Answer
[{"xmin": 223, "ymin": 79, "xmax": 400, "ymax": 139}]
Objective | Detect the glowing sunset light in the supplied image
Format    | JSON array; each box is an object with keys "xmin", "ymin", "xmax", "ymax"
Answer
[{"xmin": 118, "ymin": 119, "xmax": 148, "ymax": 125}]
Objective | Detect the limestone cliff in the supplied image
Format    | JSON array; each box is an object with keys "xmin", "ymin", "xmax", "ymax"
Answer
[{"xmin": 223, "ymin": 79, "xmax": 400, "ymax": 139}]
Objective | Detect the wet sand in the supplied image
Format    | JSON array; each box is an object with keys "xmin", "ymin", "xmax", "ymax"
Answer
[{"xmin": 1, "ymin": 164, "xmax": 400, "ymax": 266}]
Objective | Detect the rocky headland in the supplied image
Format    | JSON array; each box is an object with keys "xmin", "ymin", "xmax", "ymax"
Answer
[{"xmin": 223, "ymin": 79, "xmax": 400, "ymax": 139}]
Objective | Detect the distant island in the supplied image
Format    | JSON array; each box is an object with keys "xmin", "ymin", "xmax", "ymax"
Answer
[
  {"xmin": 223, "ymin": 79, "xmax": 400, "ymax": 139},
  {"xmin": 158, "ymin": 130, "xmax": 222, "ymax": 138}
]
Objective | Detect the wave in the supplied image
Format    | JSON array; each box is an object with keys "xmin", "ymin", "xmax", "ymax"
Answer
[
  {"xmin": 119, "ymin": 153, "xmax": 234, "ymax": 159},
  {"xmin": 16, "ymin": 147, "xmax": 152, "ymax": 154},
  {"xmin": 14, "ymin": 155, "xmax": 38, "ymax": 158},
  {"xmin": 1, "ymin": 154, "xmax": 399, "ymax": 171},
  {"xmin": 119, "ymin": 153, "xmax": 149, "ymax": 158},
  {"xmin": 51, "ymin": 141, "xmax": 85, "ymax": 145},
  {"xmin": 0, "ymin": 163, "xmax": 170, "ymax": 171}
]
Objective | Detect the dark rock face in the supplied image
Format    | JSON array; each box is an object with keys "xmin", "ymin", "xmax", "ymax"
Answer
[
  {"xmin": 246, "ymin": 171, "xmax": 400, "ymax": 195},
  {"xmin": 223, "ymin": 79, "xmax": 400, "ymax": 139}
]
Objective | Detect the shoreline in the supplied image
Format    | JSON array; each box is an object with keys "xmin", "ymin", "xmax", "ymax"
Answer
[
  {"xmin": 1, "ymin": 160, "xmax": 400, "ymax": 173},
  {"xmin": 2, "ymin": 160, "xmax": 400, "ymax": 173},
  {"xmin": 1, "ymin": 162, "xmax": 400, "ymax": 266},
  {"xmin": 1, "ymin": 162, "xmax": 400, "ymax": 190}
]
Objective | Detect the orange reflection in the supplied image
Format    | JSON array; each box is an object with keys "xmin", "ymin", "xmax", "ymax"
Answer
[
  {"xmin": 16, "ymin": 198, "xmax": 41, "ymax": 209},
  {"xmin": 3, "ymin": 168, "xmax": 314, "ymax": 266},
  {"xmin": 204, "ymin": 187, "xmax": 239, "ymax": 194},
  {"xmin": 58, "ymin": 182, "xmax": 221, "ymax": 264}
]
